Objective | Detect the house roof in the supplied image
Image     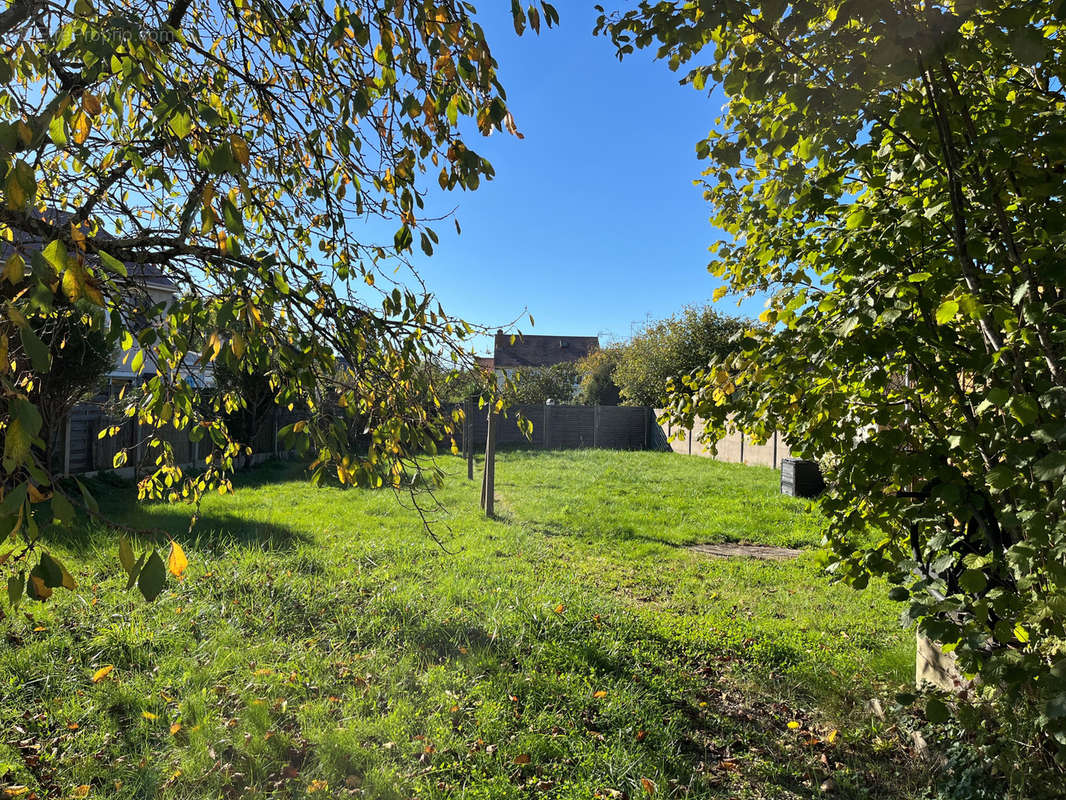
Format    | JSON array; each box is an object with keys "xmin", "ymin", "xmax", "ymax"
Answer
[
  {"xmin": 493, "ymin": 332, "xmax": 599, "ymax": 368},
  {"xmin": 0, "ymin": 210, "xmax": 177, "ymax": 291}
]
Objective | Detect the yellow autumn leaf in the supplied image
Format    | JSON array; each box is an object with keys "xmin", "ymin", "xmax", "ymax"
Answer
[
  {"xmin": 3, "ymin": 252, "xmax": 25, "ymax": 284},
  {"xmin": 142, "ymin": 711, "xmax": 158, "ymax": 720},
  {"xmin": 91, "ymin": 665, "xmax": 114, "ymax": 683},
  {"xmin": 229, "ymin": 134, "xmax": 250, "ymax": 167},
  {"xmin": 553, "ymin": 603, "xmax": 564, "ymax": 614},
  {"xmin": 787, "ymin": 720, "xmax": 801, "ymax": 730},
  {"xmin": 170, "ymin": 722, "xmax": 182, "ymax": 735},
  {"xmin": 27, "ymin": 483, "xmax": 52, "ymax": 503},
  {"xmin": 827, "ymin": 729, "xmax": 839, "ymax": 744},
  {"xmin": 72, "ymin": 785, "xmax": 91, "ymax": 798},
  {"xmin": 641, "ymin": 777, "xmax": 656, "ymax": 795},
  {"xmin": 72, "ymin": 112, "xmax": 91, "ymax": 144},
  {"xmin": 168, "ymin": 540, "xmax": 188, "ymax": 578},
  {"xmin": 593, "ymin": 690, "xmax": 607, "ymax": 699}
]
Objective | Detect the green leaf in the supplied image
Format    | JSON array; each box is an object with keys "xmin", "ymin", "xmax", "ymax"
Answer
[
  {"xmin": 20, "ymin": 326, "xmax": 51, "ymax": 371},
  {"xmin": 168, "ymin": 112, "xmax": 192, "ymax": 138},
  {"xmin": 925, "ymin": 696, "xmax": 950, "ymax": 724},
  {"xmin": 137, "ymin": 550, "xmax": 167, "ymax": 601},
  {"xmin": 49, "ymin": 113, "xmax": 67, "ymax": 146},
  {"xmin": 41, "ymin": 240, "xmax": 69, "ymax": 272},
  {"xmin": 221, "ymin": 197, "xmax": 244, "ymax": 235},
  {"xmin": 1008, "ymin": 394, "xmax": 1039, "ymax": 426},
  {"xmin": 7, "ymin": 572, "xmax": 24, "ymax": 608},
  {"xmin": 75, "ymin": 478, "xmax": 99, "ymax": 514},
  {"xmin": 118, "ymin": 535, "xmax": 136, "ymax": 575},
  {"xmin": 1010, "ymin": 27, "xmax": 1047, "ymax": 65},
  {"xmin": 97, "ymin": 250, "xmax": 128, "ymax": 276},
  {"xmin": 394, "ymin": 225, "xmax": 413, "ymax": 252},
  {"xmin": 845, "ymin": 208, "xmax": 870, "ymax": 230},
  {"xmin": 5, "ymin": 159, "xmax": 36, "ymax": 210},
  {"xmin": 125, "ymin": 551, "xmax": 147, "ymax": 591},
  {"xmin": 41, "ymin": 552, "xmax": 76, "ymax": 590},
  {"xmin": 934, "ymin": 299, "xmax": 959, "ymax": 325},
  {"xmin": 958, "ymin": 569, "xmax": 987, "ymax": 593},
  {"xmin": 3, "ymin": 417, "xmax": 31, "ymax": 465},
  {"xmin": 51, "ymin": 492, "xmax": 74, "ymax": 526}
]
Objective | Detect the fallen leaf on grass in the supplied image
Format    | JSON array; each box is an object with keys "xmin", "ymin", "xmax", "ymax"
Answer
[
  {"xmin": 826, "ymin": 729, "xmax": 839, "ymax": 744},
  {"xmin": 787, "ymin": 720, "xmax": 801, "ymax": 729},
  {"xmin": 141, "ymin": 711, "xmax": 157, "ymax": 720},
  {"xmin": 640, "ymin": 777, "xmax": 656, "ymax": 795},
  {"xmin": 593, "ymin": 690, "xmax": 607, "ymax": 699},
  {"xmin": 170, "ymin": 723, "xmax": 182, "ymax": 735},
  {"xmin": 72, "ymin": 786, "xmax": 90, "ymax": 798},
  {"xmin": 91, "ymin": 665, "xmax": 114, "ymax": 683},
  {"xmin": 513, "ymin": 753, "xmax": 531, "ymax": 765},
  {"xmin": 553, "ymin": 604, "xmax": 565, "ymax": 614}
]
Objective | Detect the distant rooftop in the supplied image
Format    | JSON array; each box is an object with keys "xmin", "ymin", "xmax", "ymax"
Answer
[
  {"xmin": 493, "ymin": 332, "xmax": 599, "ymax": 369},
  {"xmin": 0, "ymin": 210, "xmax": 177, "ymax": 290}
]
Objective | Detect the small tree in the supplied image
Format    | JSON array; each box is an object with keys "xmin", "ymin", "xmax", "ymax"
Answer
[
  {"xmin": 21, "ymin": 303, "xmax": 112, "ymax": 471},
  {"xmin": 576, "ymin": 346, "xmax": 622, "ymax": 406},
  {"xmin": 506, "ymin": 363, "xmax": 579, "ymax": 405}
]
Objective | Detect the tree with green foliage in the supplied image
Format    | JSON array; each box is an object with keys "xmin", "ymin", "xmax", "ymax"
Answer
[
  {"xmin": 576, "ymin": 344, "xmax": 622, "ymax": 406},
  {"xmin": 0, "ymin": 0, "xmax": 558, "ymax": 606},
  {"xmin": 598, "ymin": 0, "xmax": 1066, "ymax": 760},
  {"xmin": 506, "ymin": 362, "xmax": 579, "ymax": 405},
  {"xmin": 611, "ymin": 305, "xmax": 749, "ymax": 407}
]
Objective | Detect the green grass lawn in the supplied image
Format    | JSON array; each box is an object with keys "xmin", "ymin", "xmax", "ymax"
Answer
[{"xmin": 0, "ymin": 450, "xmax": 928, "ymax": 799}]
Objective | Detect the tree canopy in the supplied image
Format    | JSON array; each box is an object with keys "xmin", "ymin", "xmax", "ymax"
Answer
[
  {"xmin": 598, "ymin": 0, "xmax": 1066, "ymax": 754},
  {"xmin": 1, "ymin": 0, "xmax": 557, "ymax": 604},
  {"xmin": 609, "ymin": 306, "xmax": 749, "ymax": 407}
]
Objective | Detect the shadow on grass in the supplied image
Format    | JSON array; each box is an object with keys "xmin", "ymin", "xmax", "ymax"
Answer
[
  {"xmin": 46, "ymin": 466, "xmax": 312, "ymax": 557},
  {"xmin": 358, "ymin": 608, "xmax": 931, "ymax": 799}
]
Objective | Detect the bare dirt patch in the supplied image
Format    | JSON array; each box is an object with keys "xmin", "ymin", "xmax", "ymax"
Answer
[{"xmin": 688, "ymin": 543, "xmax": 803, "ymax": 561}]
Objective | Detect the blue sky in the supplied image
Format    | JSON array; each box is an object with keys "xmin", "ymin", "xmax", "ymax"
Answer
[{"xmin": 398, "ymin": 4, "xmax": 764, "ymax": 356}]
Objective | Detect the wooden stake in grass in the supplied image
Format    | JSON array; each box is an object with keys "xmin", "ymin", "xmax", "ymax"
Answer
[
  {"xmin": 481, "ymin": 405, "xmax": 497, "ymax": 517},
  {"xmin": 465, "ymin": 398, "xmax": 475, "ymax": 481}
]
